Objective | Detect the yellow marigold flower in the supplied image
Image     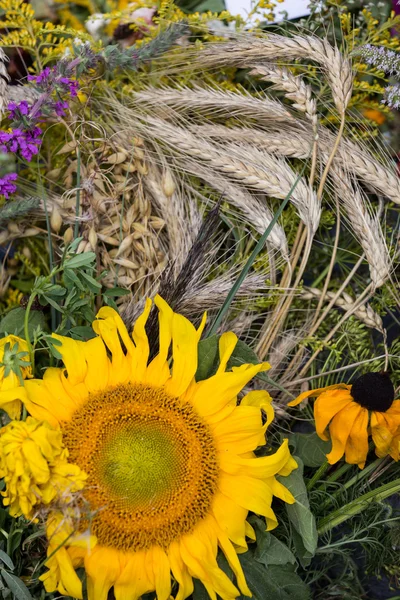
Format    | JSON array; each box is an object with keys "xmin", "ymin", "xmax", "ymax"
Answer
[
  {"xmin": 0, "ymin": 417, "xmax": 87, "ymax": 520},
  {"xmin": 23, "ymin": 296, "xmax": 297, "ymax": 600},
  {"xmin": 289, "ymin": 372, "xmax": 400, "ymax": 469},
  {"xmin": 0, "ymin": 334, "xmax": 32, "ymax": 419}
]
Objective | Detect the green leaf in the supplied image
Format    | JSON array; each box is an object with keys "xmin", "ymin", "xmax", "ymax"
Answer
[
  {"xmin": 69, "ymin": 327, "xmax": 97, "ymax": 341},
  {"xmin": 78, "ymin": 270, "xmax": 102, "ymax": 291},
  {"xmin": 42, "ymin": 284, "xmax": 66, "ymax": 297},
  {"xmin": 227, "ymin": 339, "xmax": 257, "ymax": 369},
  {"xmin": 0, "ymin": 551, "xmax": 14, "ymax": 571},
  {"xmin": 103, "ymin": 287, "xmax": 131, "ymax": 298},
  {"xmin": 195, "ymin": 335, "xmax": 220, "ymax": 381},
  {"xmin": 0, "ymin": 308, "xmax": 45, "ymax": 341},
  {"xmin": 277, "ymin": 457, "xmax": 318, "ymax": 558},
  {"xmin": 64, "ymin": 253, "xmax": 96, "ymax": 269},
  {"xmin": 192, "ymin": 579, "xmax": 210, "ymax": 600},
  {"xmin": 64, "ymin": 268, "xmax": 85, "ymax": 291},
  {"xmin": 39, "ymin": 295, "xmax": 63, "ymax": 312},
  {"xmin": 238, "ymin": 554, "xmax": 310, "ymax": 600},
  {"xmin": 0, "ymin": 570, "xmax": 33, "ymax": 600},
  {"xmin": 289, "ymin": 433, "xmax": 331, "ymax": 468},
  {"xmin": 249, "ymin": 516, "xmax": 296, "ymax": 567}
]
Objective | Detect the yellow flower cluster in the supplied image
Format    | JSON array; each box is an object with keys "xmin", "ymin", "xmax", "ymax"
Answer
[{"xmin": 0, "ymin": 417, "xmax": 87, "ymax": 520}]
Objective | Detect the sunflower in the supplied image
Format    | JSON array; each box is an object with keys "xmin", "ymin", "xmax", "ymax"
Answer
[
  {"xmin": 288, "ymin": 372, "xmax": 400, "ymax": 469},
  {"xmin": 0, "ymin": 334, "xmax": 31, "ymax": 419},
  {"xmin": 17, "ymin": 295, "xmax": 297, "ymax": 600}
]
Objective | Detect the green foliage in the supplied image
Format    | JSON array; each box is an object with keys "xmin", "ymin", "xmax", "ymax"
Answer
[{"xmin": 289, "ymin": 433, "xmax": 331, "ymax": 468}]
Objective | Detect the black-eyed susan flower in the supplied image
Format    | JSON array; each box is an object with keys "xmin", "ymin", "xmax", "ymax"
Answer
[
  {"xmin": 288, "ymin": 372, "xmax": 400, "ymax": 469},
  {"xmin": 0, "ymin": 334, "xmax": 32, "ymax": 419},
  {"xmin": 15, "ymin": 295, "xmax": 297, "ymax": 600},
  {"xmin": 0, "ymin": 417, "xmax": 87, "ymax": 519}
]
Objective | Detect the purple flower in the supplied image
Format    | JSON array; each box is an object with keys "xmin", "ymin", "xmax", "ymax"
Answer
[
  {"xmin": 54, "ymin": 100, "xmax": 69, "ymax": 116},
  {"xmin": 57, "ymin": 76, "xmax": 79, "ymax": 97},
  {"xmin": 28, "ymin": 67, "xmax": 52, "ymax": 87},
  {"xmin": 0, "ymin": 173, "xmax": 18, "ymax": 199},
  {"xmin": 7, "ymin": 101, "xmax": 31, "ymax": 119},
  {"xmin": 0, "ymin": 127, "xmax": 42, "ymax": 162}
]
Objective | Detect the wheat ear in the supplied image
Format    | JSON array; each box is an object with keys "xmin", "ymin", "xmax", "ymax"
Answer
[
  {"xmin": 302, "ymin": 287, "xmax": 383, "ymax": 330},
  {"xmin": 0, "ymin": 48, "xmax": 10, "ymax": 118},
  {"xmin": 133, "ymin": 117, "xmax": 320, "ymax": 234}
]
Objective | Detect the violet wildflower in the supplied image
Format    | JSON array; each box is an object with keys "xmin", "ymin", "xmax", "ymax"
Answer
[
  {"xmin": 383, "ymin": 84, "xmax": 400, "ymax": 110},
  {"xmin": 27, "ymin": 67, "xmax": 52, "ymax": 88},
  {"xmin": 7, "ymin": 101, "xmax": 30, "ymax": 119},
  {"xmin": 54, "ymin": 100, "xmax": 69, "ymax": 116},
  {"xmin": 0, "ymin": 173, "xmax": 17, "ymax": 199},
  {"xmin": 0, "ymin": 128, "xmax": 42, "ymax": 162},
  {"xmin": 57, "ymin": 77, "xmax": 79, "ymax": 97}
]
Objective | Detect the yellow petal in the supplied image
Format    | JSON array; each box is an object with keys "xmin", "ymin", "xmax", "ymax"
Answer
[
  {"xmin": 326, "ymin": 403, "xmax": 362, "ymax": 465},
  {"xmin": 219, "ymin": 473, "xmax": 273, "ymax": 517},
  {"xmin": 85, "ymin": 546, "xmax": 122, "ymax": 600},
  {"xmin": 314, "ymin": 389, "xmax": 354, "ymax": 441},
  {"xmin": 371, "ymin": 412, "xmax": 394, "ymax": 457},
  {"xmin": 344, "ymin": 407, "xmax": 369, "ymax": 468},
  {"xmin": 213, "ymin": 405, "xmax": 266, "ymax": 454},
  {"xmin": 165, "ymin": 312, "xmax": 201, "ymax": 397},
  {"xmin": 83, "ymin": 336, "xmax": 110, "ymax": 392},
  {"xmin": 92, "ymin": 317, "xmax": 129, "ymax": 385},
  {"xmin": 241, "ymin": 390, "xmax": 274, "ymax": 430},
  {"xmin": 21, "ymin": 439, "xmax": 50, "ymax": 484},
  {"xmin": 213, "ymin": 519, "xmax": 251, "ymax": 596},
  {"xmin": 219, "ymin": 439, "xmax": 295, "ymax": 479},
  {"xmin": 168, "ymin": 542, "xmax": 194, "ymax": 600},
  {"xmin": 217, "ymin": 332, "xmax": 238, "ymax": 375},
  {"xmin": 0, "ymin": 387, "xmax": 23, "ymax": 420},
  {"xmin": 146, "ymin": 295, "xmax": 173, "ymax": 385},
  {"xmin": 52, "ymin": 334, "xmax": 87, "ymax": 386},
  {"xmin": 24, "ymin": 376, "xmax": 74, "ymax": 426},
  {"xmin": 148, "ymin": 545, "xmax": 171, "ymax": 600},
  {"xmin": 114, "ymin": 550, "xmax": 153, "ymax": 600},
  {"xmin": 212, "ymin": 492, "xmax": 248, "ymax": 549},
  {"xmin": 288, "ymin": 384, "xmax": 351, "ymax": 407},
  {"xmin": 191, "ymin": 364, "xmax": 269, "ymax": 418},
  {"xmin": 130, "ymin": 298, "xmax": 152, "ymax": 381}
]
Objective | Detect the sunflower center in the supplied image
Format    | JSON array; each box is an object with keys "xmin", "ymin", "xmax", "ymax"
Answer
[
  {"xmin": 61, "ymin": 383, "xmax": 219, "ymax": 552},
  {"xmin": 350, "ymin": 372, "xmax": 395, "ymax": 412}
]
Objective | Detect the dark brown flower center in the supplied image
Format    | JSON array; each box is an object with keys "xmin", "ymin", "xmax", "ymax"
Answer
[{"xmin": 350, "ymin": 372, "xmax": 394, "ymax": 412}]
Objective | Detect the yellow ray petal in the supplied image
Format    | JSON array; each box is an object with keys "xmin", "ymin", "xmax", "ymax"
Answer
[
  {"xmin": 212, "ymin": 492, "xmax": 248, "ymax": 549},
  {"xmin": 219, "ymin": 439, "xmax": 295, "ymax": 479},
  {"xmin": 191, "ymin": 363, "xmax": 269, "ymax": 418},
  {"xmin": 326, "ymin": 403, "xmax": 362, "ymax": 464},
  {"xmin": 114, "ymin": 550, "xmax": 153, "ymax": 600},
  {"xmin": 213, "ymin": 519, "xmax": 251, "ymax": 596},
  {"xmin": 270, "ymin": 478, "xmax": 295, "ymax": 503},
  {"xmin": 148, "ymin": 545, "xmax": 171, "ymax": 600},
  {"xmin": 83, "ymin": 336, "xmax": 110, "ymax": 392},
  {"xmin": 165, "ymin": 312, "xmax": 201, "ymax": 397},
  {"xmin": 344, "ymin": 407, "xmax": 369, "ymax": 468},
  {"xmin": 168, "ymin": 542, "xmax": 194, "ymax": 600},
  {"xmin": 314, "ymin": 390, "xmax": 354, "ymax": 441},
  {"xmin": 213, "ymin": 405, "xmax": 266, "ymax": 454},
  {"xmin": 241, "ymin": 390, "xmax": 274, "ymax": 430},
  {"xmin": 180, "ymin": 528, "xmax": 240, "ymax": 600},
  {"xmin": 0, "ymin": 387, "xmax": 24, "ymax": 420},
  {"xmin": 146, "ymin": 295, "xmax": 173, "ymax": 385},
  {"xmin": 131, "ymin": 298, "xmax": 152, "ymax": 381},
  {"xmin": 85, "ymin": 546, "xmax": 122, "ymax": 600},
  {"xmin": 51, "ymin": 334, "xmax": 87, "ymax": 386},
  {"xmin": 92, "ymin": 316, "xmax": 130, "ymax": 385},
  {"xmin": 24, "ymin": 379, "xmax": 69, "ymax": 426},
  {"xmin": 219, "ymin": 474, "xmax": 274, "ymax": 517},
  {"xmin": 288, "ymin": 384, "xmax": 351, "ymax": 407},
  {"xmin": 371, "ymin": 412, "xmax": 394, "ymax": 457},
  {"xmin": 217, "ymin": 332, "xmax": 238, "ymax": 375}
]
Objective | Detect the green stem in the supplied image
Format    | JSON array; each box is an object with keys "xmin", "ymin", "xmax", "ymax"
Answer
[
  {"xmin": 317, "ymin": 477, "xmax": 400, "ymax": 534},
  {"xmin": 307, "ymin": 460, "xmax": 330, "ymax": 491},
  {"xmin": 74, "ymin": 148, "xmax": 81, "ymax": 239},
  {"xmin": 24, "ymin": 292, "xmax": 38, "ymax": 374},
  {"xmin": 208, "ymin": 168, "xmax": 305, "ymax": 337}
]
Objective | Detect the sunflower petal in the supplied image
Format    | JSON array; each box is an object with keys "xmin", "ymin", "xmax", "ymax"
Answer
[
  {"xmin": 52, "ymin": 334, "xmax": 87, "ymax": 386},
  {"xmin": 241, "ymin": 390, "xmax": 274, "ymax": 430},
  {"xmin": 288, "ymin": 384, "xmax": 351, "ymax": 407},
  {"xmin": 0, "ymin": 387, "xmax": 23, "ymax": 420},
  {"xmin": 326, "ymin": 403, "xmax": 362, "ymax": 464},
  {"xmin": 217, "ymin": 332, "xmax": 238, "ymax": 375},
  {"xmin": 131, "ymin": 298, "xmax": 152, "ymax": 380},
  {"xmin": 85, "ymin": 546, "xmax": 122, "ymax": 600},
  {"xmin": 314, "ymin": 389, "xmax": 354, "ymax": 441},
  {"xmin": 166, "ymin": 313, "xmax": 202, "ymax": 397},
  {"xmin": 344, "ymin": 407, "xmax": 369, "ymax": 468},
  {"xmin": 168, "ymin": 542, "xmax": 194, "ymax": 600}
]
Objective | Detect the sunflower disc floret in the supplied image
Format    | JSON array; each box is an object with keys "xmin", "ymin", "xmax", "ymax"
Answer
[{"xmin": 18, "ymin": 296, "xmax": 297, "ymax": 600}]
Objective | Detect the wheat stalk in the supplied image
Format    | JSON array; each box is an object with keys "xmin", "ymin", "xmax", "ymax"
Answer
[
  {"xmin": 195, "ymin": 34, "xmax": 353, "ymax": 114},
  {"xmin": 249, "ymin": 64, "xmax": 317, "ymax": 127},
  {"xmin": 0, "ymin": 48, "xmax": 10, "ymax": 118},
  {"xmin": 133, "ymin": 85, "xmax": 298, "ymax": 124},
  {"xmin": 302, "ymin": 287, "xmax": 383, "ymax": 330},
  {"xmin": 330, "ymin": 166, "xmax": 391, "ymax": 288},
  {"xmin": 130, "ymin": 116, "xmax": 320, "ymax": 234}
]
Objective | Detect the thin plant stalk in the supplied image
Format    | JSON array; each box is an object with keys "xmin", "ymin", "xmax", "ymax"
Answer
[
  {"xmin": 74, "ymin": 148, "xmax": 81, "ymax": 239},
  {"xmin": 208, "ymin": 170, "xmax": 306, "ymax": 337}
]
